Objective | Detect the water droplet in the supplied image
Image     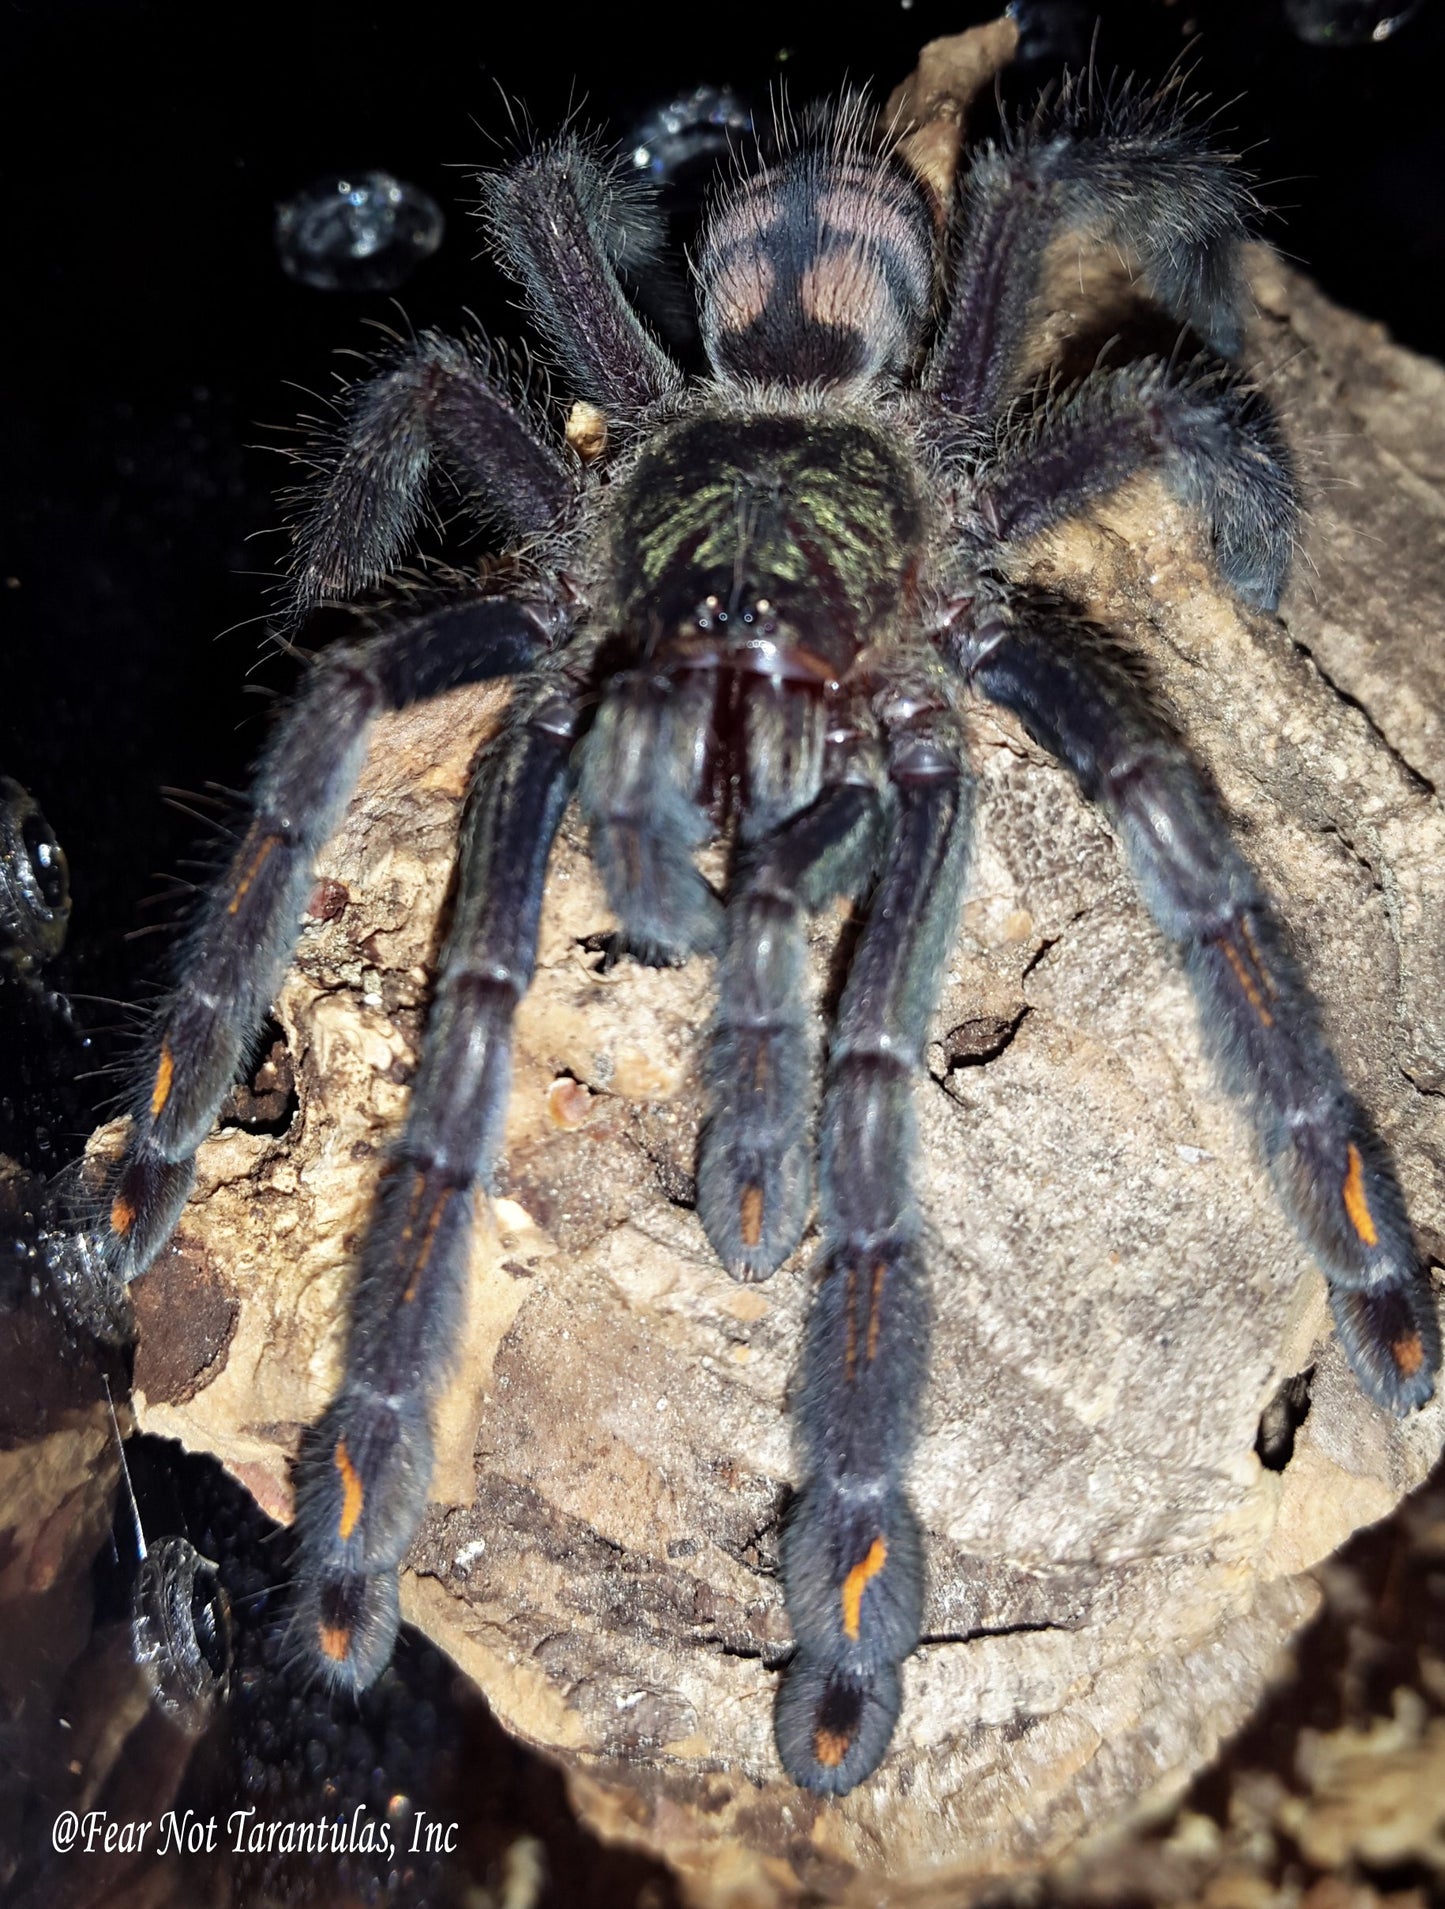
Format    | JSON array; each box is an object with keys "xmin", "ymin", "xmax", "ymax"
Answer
[
  {"xmin": 275, "ymin": 171, "xmax": 444, "ymax": 293},
  {"xmin": 1007, "ymin": 0, "xmax": 1094, "ymax": 65},
  {"xmin": 626, "ymin": 85, "xmax": 751, "ymax": 186},
  {"xmin": 1281, "ymin": 0, "xmax": 1422, "ymax": 42},
  {"xmin": 0, "ymin": 776, "xmax": 70, "ymax": 970}
]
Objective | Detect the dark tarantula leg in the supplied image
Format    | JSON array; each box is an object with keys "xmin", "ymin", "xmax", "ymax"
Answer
[
  {"xmin": 698, "ymin": 776, "xmax": 885, "ymax": 1281},
  {"xmin": 775, "ymin": 710, "xmax": 972, "ymax": 1796},
  {"xmin": 292, "ymin": 685, "xmax": 579, "ymax": 1687},
  {"xmin": 293, "ymin": 336, "xmax": 574, "ymax": 611},
  {"xmin": 961, "ymin": 601, "xmax": 1440, "ymax": 1413},
  {"xmin": 576, "ymin": 671, "xmax": 722, "ymax": 964},
  {"xmin": 101, "ymin": 599, "xmax": 555, "ymax": 1284},
  {"xmin": 480, "ymin": 138, "xmax": 682, "ymax": 410},
  {"xmin": 930, "ymin": 89, "xmax": 1255, "ymax": 419},
  {"xmin": 977, "ymin": 359, "xmax": 1297, "ymax": 610}
]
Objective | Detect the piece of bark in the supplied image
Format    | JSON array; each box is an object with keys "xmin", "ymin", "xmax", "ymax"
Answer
[
  {"xmin": 990, "ymin": 1464, "xmax": 1445, "ymax": 1908},
  {"xmin": 884, "ymin": 17, "xmax": 1020, "ymax": 212},
  {"xmin": 120, "ymin": 118, "xmax": 1445, "ymax": 1909}
]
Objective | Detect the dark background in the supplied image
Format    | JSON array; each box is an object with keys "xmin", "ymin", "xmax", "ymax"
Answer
[{"xmin": 4, "ymin": 0, "xmax": 1444, "ymax": 1140}]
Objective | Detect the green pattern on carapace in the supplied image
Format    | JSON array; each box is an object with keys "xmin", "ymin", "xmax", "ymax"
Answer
[{"xmin": 609, "ymin": 412, "xmax": 925, "ymax": 657}]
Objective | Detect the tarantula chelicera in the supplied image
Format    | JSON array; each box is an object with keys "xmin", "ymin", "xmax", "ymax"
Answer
[{"xmin": 83, "ymin": 78, "xmax": 1439, "ymax": 1795}]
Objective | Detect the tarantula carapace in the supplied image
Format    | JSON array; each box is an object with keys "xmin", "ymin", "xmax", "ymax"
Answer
[{"xmin": 80, "ymin": 78, "xmax": 1439, "ymax": 1795}]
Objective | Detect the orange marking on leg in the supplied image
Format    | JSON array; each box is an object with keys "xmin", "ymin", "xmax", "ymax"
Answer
[
  {"xmin": 149, "ymin": 1042, "xmax": 175, "ymax": 1119},
  {"xmin": 318, "ymin": 1622, "xmax": 352, "ymax": 1663},
  {"xmin": 110, "ymin": 1193, "xmax": 136, "ymax": 1236},
  {"xmin": 813, "ymin": 1726, "xmax": 853, "ymax": 1769},
  {"xmin": 740, "ymin": 1184, "xmax": 764, "ymax": 1250},
  {"xmin": 1393, "ymin": 1331, "xmax": 1425, "ymax": 1378},
  {"xmin": 840, "ymin": 1536, "xmax": 888, "ymax": 1642},
  {"xmin": 402, "ymin": 1188, "xmax": 451, "ymax": 1303},
  {"xmin": 1221, "ymin": 939, "xmax": 1273, "ymax": 1027},
  {"xmin": 865, "ymin": 1260, "xmax": 886, "ymax": 1363},
  {"xmin": 1342, "ymin": 1143, "xmax": 1379, "ymax": 1248},
  {"xmin": 333, "ymin": 1439, "xmax": 364, "ymax": 1542},
  {"xmin": 227, "ymin": 831, "xmax": 278, "ymax": 916},
  {"xmin": 1239, "ymin": 915, "xmax": 1278, "ymax": 997},
  {"xmin": 398, "ymin": 1167, "xmax": 428, "ymax": 1246},
  {"xmin": 843, "ymin": 1267, "xmax": 858, "ymax": 1382}
]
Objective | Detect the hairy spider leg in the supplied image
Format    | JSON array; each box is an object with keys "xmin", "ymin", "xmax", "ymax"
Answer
[
  {"xmin": 480, "ymin": 136, "xmax": 683, "ymax": 411},
  {"xmin": 100, "ymin": 599, "xmax": 555, "ymax": 1285},
  {"xmin": 976, "ymin": 358, "xmax": 1298, "ymax": 610},
  {"xmin": 964, "ymin": 600, "xmax": 1440, "ymax": 1413},
  {"xmin": 291, "ymin": 335, "xmax": 575, "ymax": 613},
  {"xmin": 775, "ymin": 707, "xmax": 973, "ymax": 1795},
  {"xmin": 292, "ymin": 685, "xmax": 579, "ymax": 1687},
  {"xmin": 699, "ymin": 771, "xmax": 886, "ymax": 1281},
  {"xmin": 930, "ymin": 85, "xmax": 1256, "ymax": 421},
  {"xmin": 575, "ymin": 668, "xmax": 723, "ymax": 965}
]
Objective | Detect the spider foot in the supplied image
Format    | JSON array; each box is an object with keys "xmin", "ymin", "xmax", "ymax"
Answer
[
  {"xmin": 1330, "ymin": 1276, "xmax": 1441, "ymax": 1416},
  {"xmin": 774, "ymin": 1659, "xmax": 904, "ymax": 1796},
  {"xmin": 600, "ymin": 928, "xmax": 695, "ymax": 970},
  {"xmin": 697, "ymin": 1026, "xmax": 812, "ymax": 1283},
  {"xmin": 291, "ymin": 1566, "xmax": 402, "ymax": 1693},
  {"xmin": 289, "ymin": 1394, "xmax": 430, "ymax": 1687},
  {"xmin": 773, "ymin": 1478, "xmax": 924, "ymax": 1792},
  {"xmin": 1273, "ymin": 1114, "xmax": 1440, "ymax": 1412},
  {"xmin": 103, "ymin": 1146, "xmax": 196, "ymax": 1282},
  {"xmin": 695, "ymin": 1133, "xmax": 811, "ymax": 1282}
]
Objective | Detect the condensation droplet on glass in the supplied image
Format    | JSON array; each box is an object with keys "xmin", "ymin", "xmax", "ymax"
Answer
[
  {"xmin": 0, "ymin": 775, "xmax": 70, "ymax": 971},
  {"xmin": 275, "ymin": 171, "xmax": 444, "ymax": 293},
  {"xmin": 1281, "ymin": 0, "xmax": 1423, "ymax": 44},
  {"xmin": 627, "ymin": 85, "xmax": 752, "ymax": 186},
  {"xmin": 1007, "ymin": 0, "xmax": 1095, "ymax": 65}
]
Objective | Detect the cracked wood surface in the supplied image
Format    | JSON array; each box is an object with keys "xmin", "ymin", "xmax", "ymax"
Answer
[{"xmin": 120, "ymin": 237, "xmax": 1445, "ymax": 1909}]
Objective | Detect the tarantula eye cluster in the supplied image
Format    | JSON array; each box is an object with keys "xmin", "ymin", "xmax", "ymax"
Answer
[{"xmin": 63, "ymin": 68, "xmax": 1439, "ymax": 1798}]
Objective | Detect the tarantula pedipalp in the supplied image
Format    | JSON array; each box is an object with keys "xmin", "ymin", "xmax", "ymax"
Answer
[{"xmin": 82, "ymin": 74, "xmax": 1439, "ymax": 1798}]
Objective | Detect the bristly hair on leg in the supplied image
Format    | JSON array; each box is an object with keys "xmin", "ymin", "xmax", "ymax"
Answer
[
  {"xmin": 477, "ymin": 131, "xmax": 682, "ymax": 412},
  {"xmin": 280, "ymin": 330, "xmax": 574, "ymax": 618},
  {"xmin": 931, "ymin": 68, "xmax": 1260, "ymax": 423}
]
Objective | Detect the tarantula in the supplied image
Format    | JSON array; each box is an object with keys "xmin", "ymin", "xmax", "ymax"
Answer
[{"xmin": 81, "ymin": 78, "xmax": 1440, "ymax": 1796}]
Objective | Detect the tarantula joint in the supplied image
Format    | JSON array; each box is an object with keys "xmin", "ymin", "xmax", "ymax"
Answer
[{"xmin": 66, "ymin": 74, "xmax": 1440, "ymax": 1797}]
